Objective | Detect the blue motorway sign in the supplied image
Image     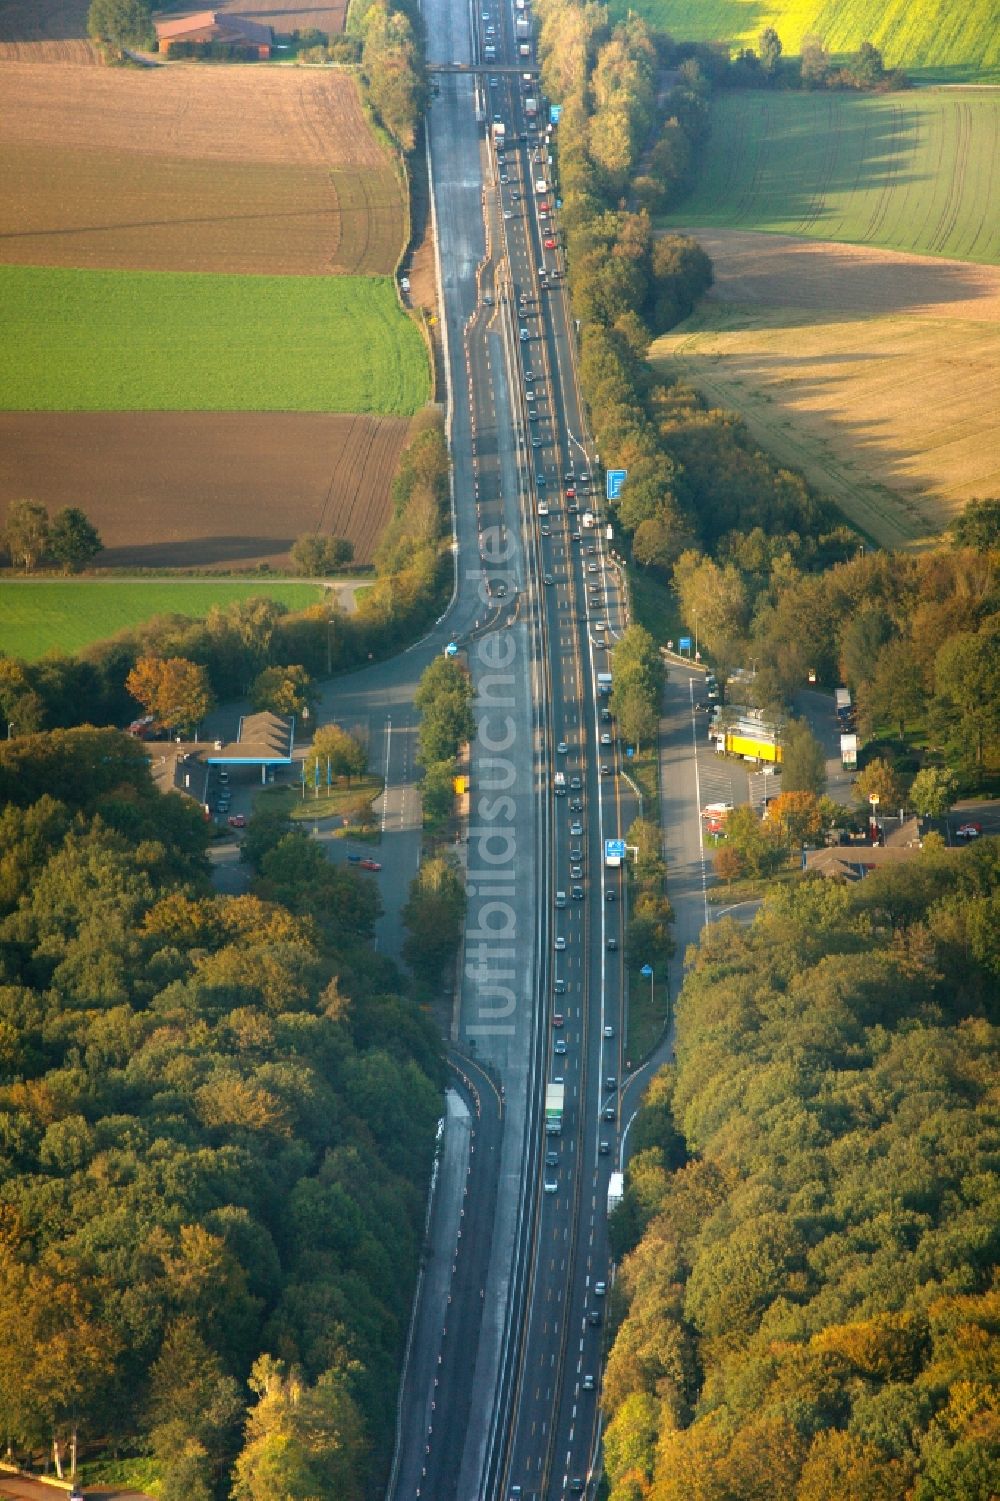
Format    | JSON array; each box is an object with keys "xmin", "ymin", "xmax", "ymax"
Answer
[
  {"xmin": 606, "ymin": 468, "xmax": 627, "ymax": 501},
  {"xmin": 445, "ymin": 641, "xmax": 459, "ymax": 656},
  {"xmin": 678, "ymin": 636, "xmax": 692, "ymax": 653},
  {"xmin": 605, "ymin": 838, "xmax": 626, "ymax": 862},
  {"xmin": 549, "ymin": 104, "xmax": 562, "ymax": 125},
  {"xmin": 640, "ymin": 964, "xmax": 653, "ymax": 978}
]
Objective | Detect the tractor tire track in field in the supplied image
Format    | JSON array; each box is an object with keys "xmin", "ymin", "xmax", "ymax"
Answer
[
  {"xmin": 864, "ymin": 101, "xmax": 906, "ymax": 245},
  {"xmin": 797, "ymin": 94, "xmax": 843, "ymax": 237},
  {"xmin": 927, "ymin": 101, "xmax": 970, "ymax": 257}
]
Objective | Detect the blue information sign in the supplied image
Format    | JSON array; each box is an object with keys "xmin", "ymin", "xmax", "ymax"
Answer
[
  {"xmin": 678, "ymin": 636, "xmax": 692, "ymax": 653},
  {"xmin": 606, "ymin": 468, "xmax": 627, "ymax": 501},
  {"xmin": 445, "ymin": 641, "xmax": 459, "ymax": 656},
  {"xmin": 640, "ymin": 964, "xmax": 653, "ymax": 978},
  {"xmin": 549, "ymin": 104, "xmax": 562, "ymax": 125}
]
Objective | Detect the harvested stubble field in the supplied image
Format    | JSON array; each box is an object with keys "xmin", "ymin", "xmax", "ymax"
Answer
[
  {"xmin": 0, "ymin": 411, "xmax": 412, "ymax": 569},
  {"xmin": 652, "ymin": 231, "xmax": 1000, "ymax": 548},
  {"xmin": 661, "ymin": 92, "xmax": 1000, "ymax": 266},
  {"xmin": 0, "ymin": 62, "xmax": 403, "ymax": 275},
  {"xmin": 0, "ymin": 580, "xmax": 326, "ymax": 662},
  {"xmin": 0, "ymin": 0, "xmax": 349, "ymax": 60},
  {"xmin": 608, "ymin": 0, "xmax": 999, "ymax": 81}
]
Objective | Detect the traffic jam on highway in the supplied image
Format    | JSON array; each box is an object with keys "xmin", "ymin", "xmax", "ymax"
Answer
[{"xmin": 475, "ymin": 1, "xmax": 632, "ymax": 1494}]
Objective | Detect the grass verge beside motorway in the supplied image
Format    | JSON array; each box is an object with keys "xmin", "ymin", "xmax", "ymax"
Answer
[
  {"xmin": 255, "ymin": 780, "xmax": 384, "ymax": 829},
  {"xmin": 0, "ymin": 580, "xmax": 325, "ymax": 661},
  {"xmin": 0, "ymin": 267, "xmax": 430, "ymax": 413}
]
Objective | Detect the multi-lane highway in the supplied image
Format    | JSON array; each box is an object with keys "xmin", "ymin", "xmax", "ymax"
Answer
[{"xmin": 382, "ymin": 0, "xmax": 640, "ymax": 1490}]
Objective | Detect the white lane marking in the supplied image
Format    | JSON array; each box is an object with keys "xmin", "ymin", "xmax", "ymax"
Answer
[{"xmin": 690, "ymin": 676, "xmax": 709, "ymax": 928}]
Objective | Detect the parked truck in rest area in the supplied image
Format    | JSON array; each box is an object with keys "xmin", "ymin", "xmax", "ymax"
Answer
[
  {"xmin": 515, "ymin": 15, "xmax": 530, "ymax": 37},
  {"xmin": 597, "ymin": 671, "xmax": 613, "ymax": 696},
  {"xmin": 841, "ymin": 732, "xmax": 858, "ymax": 769},
  {"xmin": 554, "ymin": 770, "xmax": 566, "ymax": 796},
  {"xmin": 607, "ymin": 1170, "xmax": 623, "ymax": 1214},
  {"xmin": 709, "ymin": 709, "xmax": 783, "ymax": 765},
  {"xmin": 524, "ymin": 95, "xmax": 538, "ymax": 117},
  {"xmin": 492, "ymin": 119, "xmax": 505, "ymax": 143},
  {"xmin": 519, "ymin": 41, "xmax": 530, "ymax": 55},
  {"xmin": 545, "ymin": 1081, "xmax": 565, "ymax": 1134}
]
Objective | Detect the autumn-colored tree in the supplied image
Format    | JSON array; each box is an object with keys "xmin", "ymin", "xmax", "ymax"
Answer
[
  {"xmin": 250, "ymin": 664, "xmax": 316, "ymax": 719},
  {"xmin": 713, "ymin": 844, "xmax": 743, "ymax": 885},
  {"xmin": 231, "ymin": 1356, "xmax": 367, "ymax": 1501},
  {"xmin": 126, "ymin": 655, "xmax": 214, "ymax": 733},
  {"xmin": 767, "ymin": 790, "xmax": 824, "ymax": 847},
  {"xmin": 305, "ymin": 723, "xmax": 368, "ymax": 786},
  {"xmin": 719, "ymin": 804, "xmax": 783, "ymax": 878},
  {"xmin": 854, "ymin": 756, "xmax": 904, "ymax": 813},
  {"xmin": 4, "ymin": 498, "xmax": 50, "ymax": 573}
]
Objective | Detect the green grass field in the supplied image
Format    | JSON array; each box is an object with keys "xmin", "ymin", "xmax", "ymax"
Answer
[
  {"xmin": 0, "ymin": 267, "xmax": 429, "ymax": 414},
  {"xmin": 612, "ymin": 0, "xmax": 999, "ymax": 81},
  {"xmin": 662, "ymin": 92, "xmax": 1000, "ymax": 263},
  {"xmin": 0, "ymin": 581, "xmax": 325, "ymax": 661}
]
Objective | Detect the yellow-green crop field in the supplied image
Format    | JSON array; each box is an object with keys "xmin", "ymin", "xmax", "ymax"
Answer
[
  {"xmin": 661, "ymin": 92, "xmax": 1000, "ymax": 264},
  {"xmin": 612, "ymin": 0, "xmax": 999, "ymax": 81}
]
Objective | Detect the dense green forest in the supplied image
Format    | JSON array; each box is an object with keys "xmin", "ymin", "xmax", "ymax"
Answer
[
  {"xmin": 0, "ymin": 728, "xmax": 443, "ymax": 1496},
  {"xmin": 605, "ymin": 852, "xmax": 1000, "ymax": 1499}
]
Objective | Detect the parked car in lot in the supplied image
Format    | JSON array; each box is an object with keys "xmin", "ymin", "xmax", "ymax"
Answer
[
  {"xmin": 956, "ymin": 822, "xmax": 983, "ymax": 839},
  {"xmin": 227, "ymin": 813, "xmax": 247, "ymax": 829},
  {"xmin": 360, "ymin": 857, "xmax": 382, "ymax": 871}
]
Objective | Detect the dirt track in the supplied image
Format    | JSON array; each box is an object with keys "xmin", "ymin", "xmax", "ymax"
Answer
[{"xmin": 0, "ymin": 412, "xmax": 412, "ymax": 568}]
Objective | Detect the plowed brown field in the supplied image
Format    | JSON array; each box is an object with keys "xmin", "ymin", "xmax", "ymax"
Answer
[
  {"xmin": 0, "ymin": 412, "xmax": 411, "ymax": 568},
  {"xmin": 213, "ymin": 0, "xmax": 349, "ymax": 38},
  {"xmin": 0, "ymin": 63, "xmax": 404, "ymax": 274}
]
